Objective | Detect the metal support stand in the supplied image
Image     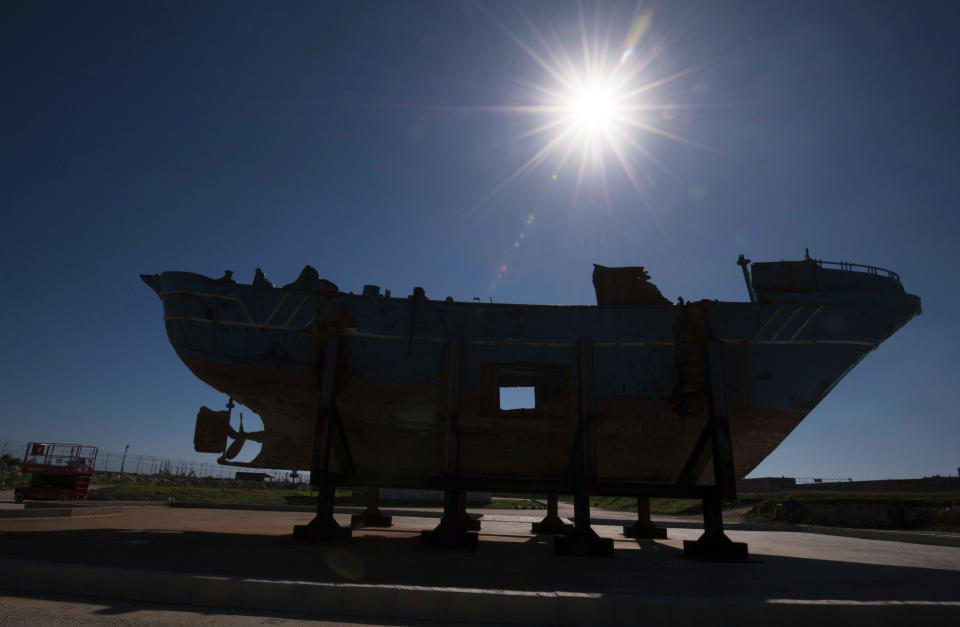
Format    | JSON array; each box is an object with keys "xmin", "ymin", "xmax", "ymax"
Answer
[
  {"xmin": 421, "ymin": 334, "xmax": 478, "ymax": 550},
  {"xmin": 683, "ymin": 488, "xmax": 746, "ymax": 561},
  {"xmin": 555, "ymin": 491, "xmax": 613, "ymax": 557},
  {"xmin": 532, "ymin": 493, "xmax": 572, "ymax": 535},
  {"xmin": 294, "ymin": 333, "xmax": 351, "ymax": 542},
  {"xmin": 554, "ymin": 337, "xmax": 614, "ymax": 557},
  {"xmin": 458, "ymin": 490, "xmax": 481, "ymax": 531},
  {"xmin": 622, "ymin": 497, "xmax": 667, "ymax": 539},
  {"xmin": 683, "ymin": 342, "xmax": 748, "ymax": 561},
  {"xmin": 351, "ymin": 487, "xmax": 392, "ymax": 528}
]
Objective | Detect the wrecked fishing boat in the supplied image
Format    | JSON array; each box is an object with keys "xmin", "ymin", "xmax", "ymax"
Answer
[{"xmin": 142, "ymin": 252, "xmax": 920, "ymax": 555}]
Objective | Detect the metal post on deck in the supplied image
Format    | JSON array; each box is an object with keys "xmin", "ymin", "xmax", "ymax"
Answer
[
  {"xmin": 682, "ymin": 341, "xmax": 748, "ymax": 561},
  {"xmin": 294, "ymin": 332, "xmax": 351, "ymax": 542},
  {"xmin": 554, "ymin": 337, "xmax": 614, "ymax": 557},
  {"xmin": 421, "ymin": 333, "xmax": 478, "ymax": 549}
]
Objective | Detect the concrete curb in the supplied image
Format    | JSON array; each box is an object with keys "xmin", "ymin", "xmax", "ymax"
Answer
[
  {"xmin": 25, "ymin": 501, "xmax": 169, "ymax": 509},
  {"xmin": 0, "ymin": 507, "xmax": 123, "ymax": 519},
  {"xmin": 170, "ymin": 502, "xmax": 316, "ymax": 512},
  {"xmin": 1, "ymin": 558, "xmax": 957, "ymax": 626}
]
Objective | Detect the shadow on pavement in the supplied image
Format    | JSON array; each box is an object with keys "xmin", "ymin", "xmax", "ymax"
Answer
[
  {"xmin": 1, "ymin": 527, "xmax": 958, "ymax": 602},
  {"xmin": 617, "ymin": 516, "xmax": 960, "ymax": 549}
]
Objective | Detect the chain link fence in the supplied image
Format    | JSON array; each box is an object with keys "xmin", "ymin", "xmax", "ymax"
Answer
[
  {"xmin": 0, "ymin": 438, "xmax": 293, "ymax": 482},
  {"xmin": 795, "ymin": 477, "xmax": 854, "ymax": 484}
]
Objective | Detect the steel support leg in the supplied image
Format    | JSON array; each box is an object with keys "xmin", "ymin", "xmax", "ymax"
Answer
[
  {"xmin": 421, "ymin": 334, "xmax": 478, "ymax": 550},
  {"xmin": 294, "ymin": 334, "xmax": 351, "ymax": 542},
  {"xmin": 623, "ymin": 497, "xmax": 667, "ymax": 539},
  {"xmin": 554, "ymin": 338, "xmax": 613, "ymax": 556},
  {"xmin": 294, "ymin": 483, "xmax": 351, "ymax": 542},
  {"xmin": 554, "ymin": 491, "xmax": 613, "ymax": 556},
  {"xmin": 458, "ymin": 490, "xmax": 481, "ymax": 531},
  {"xmin": 421, "ymin": 491, "xmax": 478, "ymax": 550},
  {"xmin": 351, "ymin": 486, "xmax": 392, "ymax": 528},
  {"xmin": 682, "ymin": 342, "xmax": 748, "ymax": 561},
  {"xmin": 532, "ymin": 493, "xmax": 572, "ymax": 535},
  {"xmin": 682, "ymin": 488, "xmax": 747, "ymax": 560}
]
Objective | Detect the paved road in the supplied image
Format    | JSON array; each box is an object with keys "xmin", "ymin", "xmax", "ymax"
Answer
[
  {"xmin": 2, "ymin": 505, "xmax": 959, "ymax": 595},
  {"xmin": 2, "ymin": 504, "xmax": 959, "ymax": 624},
  {"xmin": 0, "ymin": 589, "xmax": 476, "ymax": 626}
]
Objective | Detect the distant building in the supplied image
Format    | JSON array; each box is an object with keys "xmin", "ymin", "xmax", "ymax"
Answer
[
  {"xmin": 235, "ymin": 471, "xmax": 270, "ymax": 482},
  {"xmin": 737, "ymin": 477, "xmax": 798, "ymax": 493}
]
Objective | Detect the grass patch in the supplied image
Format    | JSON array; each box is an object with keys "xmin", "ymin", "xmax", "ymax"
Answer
[
  {"xmin": 273, "ymin": 494, "xmax": 525, "ymax": 508},
  {"xmin": 89, "ymin": 484, "xmax": 512, "ymax": 508},
  {"xmin": 89, "ymin": 485, "xmax": 339, "ymax": 505},
  {"xmin": 743, "ymin": 491, "xmax": 960, "ymax": 506},
  {"xmin": 558, "ymin": 496, "xmax": 702, "ymax": 515},
  {"xmin": 584, "ymin": 496, "xmax": 703, "ymax": 515},
  {"xmin": 92, "ymin": 484, "xmax": 960, "ymax": 512},
  {"xmin": 283, "ymin": 494, "xmax": 445, "ymax": 508},
  {"xmin": 487, "ymin": 499, "xmax": 544, "ymax": 509},
  {"xmin": 563, "ymin": 491, "xmax": 960, "ymax": 517},
  {"xmin": 0, "ymin": 454, "xmax": 27, "ymax": 490}
]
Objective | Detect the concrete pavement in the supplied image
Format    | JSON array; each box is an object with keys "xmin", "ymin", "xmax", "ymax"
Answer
[{"xmin": 1, "ymin": 504, "xmax": 958, "ymax": 624}]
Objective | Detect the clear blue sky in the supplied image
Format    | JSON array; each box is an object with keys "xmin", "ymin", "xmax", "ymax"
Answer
[{"xmin": 2, "ymin": 1, "xmax": 958, "ymax": 479}]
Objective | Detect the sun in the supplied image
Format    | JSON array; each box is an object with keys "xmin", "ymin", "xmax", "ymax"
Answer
[
  {"xmin": 566, "ymin": 80, "xmax": 617, "ymax": 134},
  {"xmin": 463, "ymin": 5, "xmax": 713, "ymax": 208}
]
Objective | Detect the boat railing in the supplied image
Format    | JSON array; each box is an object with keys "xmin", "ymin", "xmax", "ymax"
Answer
[{"xmin": 813, "ymin": 259, "xmax": 901, "ymax": 284}]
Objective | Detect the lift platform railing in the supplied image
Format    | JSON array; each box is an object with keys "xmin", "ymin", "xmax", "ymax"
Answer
[{"xmin": 22, "ymin": 442, "xmax": 98, "ymax": 474}]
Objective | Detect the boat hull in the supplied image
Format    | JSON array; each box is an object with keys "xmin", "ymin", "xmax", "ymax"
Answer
[{"xmin": 147, "ymin": 270, "xmax": 920, "ymax": 489}]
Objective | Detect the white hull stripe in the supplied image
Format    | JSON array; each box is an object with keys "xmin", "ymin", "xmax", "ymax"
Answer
[
  {"xmin": 789, "ymin": 305, "xmax": 823, "ymax": 341},
  {"xmin": 753, "ymin": 305, "xmax": 785, "ymax": 340},
  {"xmin": 770, "ymin": 306, "xmax": 804, "ymax": 341},
  {"xmin": 262, "ymin": 292, "xmax": 289, "ymax": 326},
  {"xmin": 161, "ymin": 291, "xmax": 256, "ymax": 324},
  {"xmin": 162, "ymin": 316, "xmax": 877, "ymax": 348}
]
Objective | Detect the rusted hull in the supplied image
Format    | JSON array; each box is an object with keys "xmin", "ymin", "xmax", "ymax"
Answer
[
  {"xmin": 145, "ymin": 266, "xmax": 920, "ymax": 488},
  {"xmin": 179, "ymin": 350, "xmax": 807, "ymax": 483}
]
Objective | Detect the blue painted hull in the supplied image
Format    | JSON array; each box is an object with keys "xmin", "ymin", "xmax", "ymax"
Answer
[{"xmin": 143, "ymin": 261, "xmax": 920, "ymax": 486}]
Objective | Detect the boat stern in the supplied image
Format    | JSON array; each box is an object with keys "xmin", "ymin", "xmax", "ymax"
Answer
[{"xmin": 141, "ymin": 273, "xmax": 162, "ymax": 297}]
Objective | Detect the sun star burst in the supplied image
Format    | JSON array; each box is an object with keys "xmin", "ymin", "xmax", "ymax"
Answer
[
  {"xmin": 566, "ymin": 79, "xmax": 617, "ymax": 134},
  {"xmin": 464, "ymin": 5, "xmax": 715, "ymax": 211}
]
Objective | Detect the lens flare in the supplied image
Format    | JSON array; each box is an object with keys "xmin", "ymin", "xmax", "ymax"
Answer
[
  {"xmin": 324, "ymin": 549, "xmax": 365, "ymax": 581},
  {"xmin": 458, "ymin": 5, "xmax": 718, "ymax": 210}
]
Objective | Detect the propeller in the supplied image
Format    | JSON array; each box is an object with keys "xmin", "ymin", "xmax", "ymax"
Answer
[{"xmin": 222, "ymin": 412, "xmax": 265, "ymax": 461}]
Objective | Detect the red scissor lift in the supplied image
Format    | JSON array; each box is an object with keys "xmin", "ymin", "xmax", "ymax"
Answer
[{"xmin": 14, "ymin": 442, "xmax": 98, "ymax": 503}]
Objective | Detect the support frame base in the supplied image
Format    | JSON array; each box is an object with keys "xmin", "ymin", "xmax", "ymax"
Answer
[
  {"xmin": 293, "ymin": 518, "xmax": 352, "ymax": 543},
  {"xmin": 531, "ymin": 514, "xmax": 573, "ymax": 535},
  {"xmin": 682, "ymin": 535, "xmax": 749, "ymax": 562},
  {"xmin": 350, "ymin": 510, "xmax": 393, "ymax": 528},
  {"xmin": 419, "ymin": 523, "xmax": 479, "ymax": 551},
  {"xmin": 553, "ymin": 530, "xmax": 614, "ymax": 557},
  {"xmin": 622, "ymin": 523, "xmax": 667, "ymax": 539}
]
